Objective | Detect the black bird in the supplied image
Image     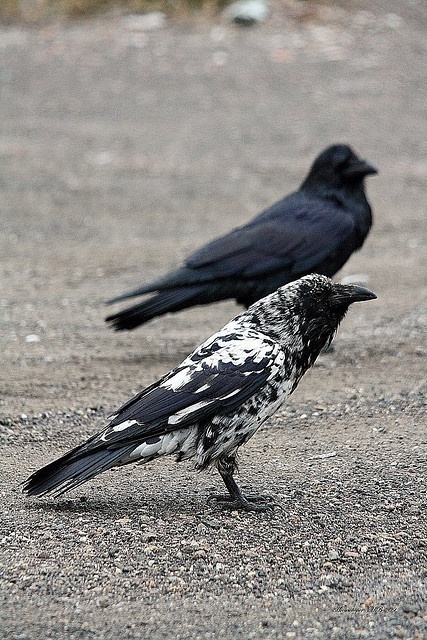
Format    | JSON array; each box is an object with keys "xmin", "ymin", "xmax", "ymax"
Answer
[
  {"xmin": 24, "ymin": 275, "xmax": 376, "ymax": 511},
  {"xmin": 106, "ymin": 144, "xmax": 377, "ymax": 331}
]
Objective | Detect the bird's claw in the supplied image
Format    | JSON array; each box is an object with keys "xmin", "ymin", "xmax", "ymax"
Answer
[{"xmin": 207, "ymin": 492, "xmax": 280, "ymax": 512}]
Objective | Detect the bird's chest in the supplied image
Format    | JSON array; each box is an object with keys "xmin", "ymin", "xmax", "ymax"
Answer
[
  {"xmin": 196, "ymin": 372, "xmax": 294, "ymax": 466},
  {"xmin": 238, "ymin": 375, "xmax": 294, "ymax": 431}
]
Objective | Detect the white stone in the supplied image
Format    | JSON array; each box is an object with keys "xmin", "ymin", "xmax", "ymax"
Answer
[{"xmin": 223, "ymin": 0, "xmax": 269, "ymax": 25}]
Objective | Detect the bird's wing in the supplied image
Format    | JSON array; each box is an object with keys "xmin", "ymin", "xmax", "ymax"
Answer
[
  {"xmin": 186, "ymin": 197, "xmax": 357, "ymax": 278},
  {"xmin": 81, "ymin": 332, "xmax": 283, "ymax": 452}
]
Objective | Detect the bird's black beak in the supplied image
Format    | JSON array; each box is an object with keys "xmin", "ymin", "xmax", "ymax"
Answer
[
  {"xmin": 332, "ymin": 284, "xmax": 377, "ymax": 304},
  {"xmin": 343, "ymin": 159, "xmax": 378, "ymax": 178}
]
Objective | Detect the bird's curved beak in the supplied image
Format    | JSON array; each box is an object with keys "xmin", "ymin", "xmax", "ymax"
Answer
[
  {"xmin": 332, "ymin": 284, "xmax": 377, "ymax": 304},
  {"xmin": 343, "ymin": 159, "xmax": 378, "ymax": 178}
]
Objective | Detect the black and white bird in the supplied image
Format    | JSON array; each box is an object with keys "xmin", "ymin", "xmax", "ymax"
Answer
[
  {"xmin": 106, "ymin": 144, "xmax": 377, "ymax": 331},
  {"xmin": 24, "ymin": 275, "xmax": 376, "ymax": 511}
]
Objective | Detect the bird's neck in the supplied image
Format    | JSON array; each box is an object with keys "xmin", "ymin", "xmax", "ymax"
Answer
[{"xmin": 302, "ymin": 181, "xmax": 368, "ymax": 206}]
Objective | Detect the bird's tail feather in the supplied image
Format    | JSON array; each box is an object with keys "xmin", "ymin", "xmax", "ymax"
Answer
[
  {"xmin": 106, "ymin": 267, "xmax": 196, "ymax": 305},
  {"xmin": 22, "ymin": 445, "xmax": 135, "ymax": 497},
  {"xmin": 107, "ymin": 283, "xmax": 157, "ymax": 305},
  {"xmin": 105, "ymin": 285, "xmax": 220, "ymax": 331}
]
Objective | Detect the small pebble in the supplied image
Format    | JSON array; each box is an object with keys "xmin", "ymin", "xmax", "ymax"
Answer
[
  {"xmin": 344, "ymin": 551, "xmax": 360, "ymax": 558},
  {"xmin": 401, "ymin": 603, "xmax": 420, "ymax": 615},
  {"xmin": 97, "ymin": 597, "xmax": 110, "ymax": 608}
]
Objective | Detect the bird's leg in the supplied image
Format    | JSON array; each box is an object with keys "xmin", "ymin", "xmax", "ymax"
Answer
[{"xmin": 208, "ymin": 456, "xmax": 277, "ymax": 512}]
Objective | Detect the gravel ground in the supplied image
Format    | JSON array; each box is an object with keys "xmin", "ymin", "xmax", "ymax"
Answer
[{"xmin": 0, "ymin": 2, "xmax": 426, "ymax": 638}]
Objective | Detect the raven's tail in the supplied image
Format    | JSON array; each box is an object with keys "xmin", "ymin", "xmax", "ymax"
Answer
[
  {"xmin": 107, "ymin": 282, "xmax": 159, "ymax": 305},
  {"xmin": 106, "ymin": 266, "xmax": 199, "ymax": 305},
  {"xmin": 22, "ymin": 444, "xmax": 135, "ymax": 497},
  {"xmin": 105, "ymin": 285, "xmax": 223, "ymax": 331}
]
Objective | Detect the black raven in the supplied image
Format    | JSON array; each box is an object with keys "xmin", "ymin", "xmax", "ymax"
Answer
[
  {"xmin": 24, "ymin": 275, "xmax": 376, "ymax": 511},
  {"xmin": 106, "ymin": 144, "xmax": 377, "ymax": 331}
]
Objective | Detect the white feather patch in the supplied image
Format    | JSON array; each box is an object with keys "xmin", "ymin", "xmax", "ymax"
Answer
[
  {"xmin": 112, "ymin": 419, "xmax": 138, "ymax": 432},
  {"xmin": 129, "ymin": 441, "xmax": 161, "ymax": 459},
  {"xmin": 167, "ymin": 399, "xmax": 214, "ymax": 425},
  {"xmin": 162, "ymin": 368, "xmax": 193, "ymax": 391}
]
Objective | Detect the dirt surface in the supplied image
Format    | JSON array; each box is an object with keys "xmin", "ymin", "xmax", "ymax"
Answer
[{"xmin": 1, "ymin": 3, "xmax": 426, "ymax": 639}]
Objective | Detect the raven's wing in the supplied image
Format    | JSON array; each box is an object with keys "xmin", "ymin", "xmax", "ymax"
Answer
[
  {"xmin": 107, "ymin": 194, "xmax": 360, "ymax": 304},
  {"xmin": 22, "ymin": 331, "xmax": 286, "ymax": 497},
  {"xmin": 186, "ymin": 196, "xmax": 359, "ymax": 278},
  {"xmin": 83, "ymin": 332, "xmax": 284, "ymax": 452}
]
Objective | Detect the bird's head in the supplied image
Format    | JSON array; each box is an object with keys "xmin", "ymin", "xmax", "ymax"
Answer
[
  {"xmin": 301, "ymin": 144, "xmax": 378, "ymax": 193},
  {"xmin": 279, "ymin": 274, "xmax": 377, "ymax": 353},
  {"xmin": 248, "ymin": 274, "xmax": 376, "ymax": 361},
  {"xmin": 294, "ymin": 273, "xmax": 377, "ymax": 310}
]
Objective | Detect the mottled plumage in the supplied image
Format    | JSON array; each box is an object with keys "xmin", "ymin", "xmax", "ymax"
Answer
[
  {"xmin": 106, "ymin": 144, "xmax": 377, "ymax": 331},
  {"xmin": 23, "ymin": 275, "xmax": 376, "ymax": 511}
]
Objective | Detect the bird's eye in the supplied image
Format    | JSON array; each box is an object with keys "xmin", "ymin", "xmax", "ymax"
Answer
[{"xmin": 336, "ymin": 157, "xmax": 350, "ymax": 172}]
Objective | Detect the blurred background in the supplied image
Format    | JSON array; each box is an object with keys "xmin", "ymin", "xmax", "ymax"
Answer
[{"xmin": 1, "ymin": 1, "xmax": 426, "ymax": 409}]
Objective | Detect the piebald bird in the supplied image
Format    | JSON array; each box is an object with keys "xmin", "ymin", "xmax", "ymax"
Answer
[{"xmin": 24, "ymin": 275, "xmax": 376, "ymax": 511}]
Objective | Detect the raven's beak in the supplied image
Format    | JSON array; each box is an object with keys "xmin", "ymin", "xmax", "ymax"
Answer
[
  {"xmin": 343, "ymin": 159, "xmax": 378, "ymax": 178},
  {"xmin": 332, "ymin": 284, "xmax": 377, "ymax": 304}
]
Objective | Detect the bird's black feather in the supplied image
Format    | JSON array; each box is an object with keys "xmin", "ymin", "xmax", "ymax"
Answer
[{"xmin": 106, "ymin": 144, "xmax": 377, "ymax": 330}]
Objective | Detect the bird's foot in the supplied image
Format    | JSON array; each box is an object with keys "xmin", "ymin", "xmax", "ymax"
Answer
[{"xmin": 207, "ymin": 492, "xmax": 279, "ymax": 512}]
